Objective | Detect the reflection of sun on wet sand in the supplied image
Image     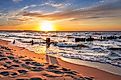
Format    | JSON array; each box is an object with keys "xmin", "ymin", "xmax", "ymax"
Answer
[{"xmin": 0, "ymin": 40, "xmax": 90, "ymax": 80}]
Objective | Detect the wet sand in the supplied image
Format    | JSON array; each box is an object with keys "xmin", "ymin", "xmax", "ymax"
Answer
[{"xmin": 46, "ymin": 55, "xmax": 121, "ymax": 80}]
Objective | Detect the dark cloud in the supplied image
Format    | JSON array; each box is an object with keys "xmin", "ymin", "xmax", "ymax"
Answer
[
  {"xmin": 8, "ymin": 17, "xmax": 30, "ymax": 21},
  {"xmin": 21, "ymin": 11, "xmax": 44, "ymax": 17}
]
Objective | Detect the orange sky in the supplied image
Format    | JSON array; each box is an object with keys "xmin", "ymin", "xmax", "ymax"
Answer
[
  {"xmin": 0, "ymin": 0, "xmax": 121, "ymax": 31},
  {"xmin": 0, "ymin": 24, "xmax": 121, "ymax": 31},
  {"xmin": 0, "ymin": 14, "xmax": 121, "ymax": 31}
]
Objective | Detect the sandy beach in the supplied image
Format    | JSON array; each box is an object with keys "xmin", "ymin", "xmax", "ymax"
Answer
[
  {"xmin": 47, "ymin": 55, "xmax": 121, "ymax": 80},
  {"xmin": 57, "ymin": 57, "xmax": 121, "ymax": 80},
  {"xmin": 0, "ymin": 39, "xmax": 89, "ymax": 80},
  {"xmin": 0, "ymin": 39, "xmax": 121, "ymax": 80}
]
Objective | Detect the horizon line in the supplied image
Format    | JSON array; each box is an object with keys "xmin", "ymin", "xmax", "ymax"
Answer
[{"xmin": 0, "ymin": 30, "xmax": 121, "ymax": 32}]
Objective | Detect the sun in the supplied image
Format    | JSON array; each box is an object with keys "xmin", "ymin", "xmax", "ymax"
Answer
[{"xmin": 40, "ymin": 21, "xmax": 54, "ymax": 31}]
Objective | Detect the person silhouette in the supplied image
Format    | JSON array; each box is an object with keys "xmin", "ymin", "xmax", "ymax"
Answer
[
  {"xmin": 31, "ymin": 40, "xmax": 34, "ymax": 45},
  {"xmin": 13, "ymin": 40, "xmax": 15, "ymax": 44},
  {"xmin": 46, "ymin": 38, "xmax": 50, "ymax": 48}
]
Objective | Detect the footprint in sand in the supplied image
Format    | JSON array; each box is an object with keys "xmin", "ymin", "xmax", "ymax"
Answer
[
  {"xmin": 11, "ymin": 64, "xmax": 20, "ymax": 68},
  {"xmin": 0, "ymin": 71, "xmax": 9, "ymax": 76},
  {"xmin": 17, "ymin": 70, "xmax": 28, "ymax": 74},
  {"xmin": 31, "ymin": 62, "xmax": 44, "ymax": 67},
  {"xmin": 30, "ymin": 67, "xmax": 44, "ymax": 72},
  {"xmin": 16, "ymin": 78, "xmax": 29, "ymax": 80},
  {"xmin": 0, "ymin": 71, "xmax": 18, "ymax": 77},
  {"xmin": 16, "ymin": 77, "xmax": 42, "ymax": 80},
  {"xmin": 0, "ymin": 57, "xmax": 8, "ymax": 61},
  {"xmin": 30, "ymin": 77, "xmax": 43, "ymax": 80}
]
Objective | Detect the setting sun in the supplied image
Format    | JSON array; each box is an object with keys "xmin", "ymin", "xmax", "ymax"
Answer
[{"xmin": 40, "ymin": 21, "xmax": 54, "ymax": 31}]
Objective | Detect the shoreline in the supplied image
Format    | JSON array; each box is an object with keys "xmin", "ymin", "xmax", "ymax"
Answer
[
  {"xmin": 47, "ymin": 54, "xmax": 121, "ymax": 80},
  {"xmin": 0, "ymin": 39, "xmax": 121, "ymax": 80},
  {"xmin": 61, "ymin": 56, "xmax": 121, "ymax": 76},
  {"xmin": 57, "ymin": 57, "xmax": 121, "ymax": 80},
  {"xmin": 47, "ymin": 54, "xmax": 121, "ymax": 76}
]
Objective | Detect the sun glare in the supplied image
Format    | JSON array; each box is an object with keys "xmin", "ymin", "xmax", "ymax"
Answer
[{"xmin": 40, "ymin": 21, "xmax": 54, "ymax": 31}]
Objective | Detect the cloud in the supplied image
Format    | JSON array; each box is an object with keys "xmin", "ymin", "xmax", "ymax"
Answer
[
  {"xmin": 19, "ymin": 4, "xmax": 38, "ymax": 12},
  {"xmin": 1, "ymin": 0, "xmax": 121, "ymax": 26},
  {"xmin": 12, "ymin": 0, "xmax": 23, "ymax": 3},
  {"xmin": 8, "ymin": 16, "xmax": 32, "ymax": 22},
  {"xmin": 21, "ymin": 11, "xmax": 44, "ymax": 17},
  {"xmin": 44, "ymin": 2, "xmax": 71, "ymax": 9},
  {"xmin": 18, "ymin": 1, "xmax": 70, "ymax": 12},
  {"xmin": 20, "ymin": 0, "xmax": 121, "ymax": 21}
]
